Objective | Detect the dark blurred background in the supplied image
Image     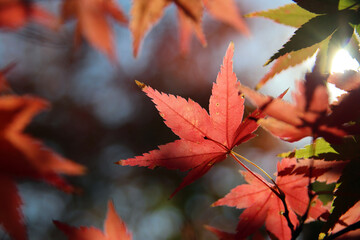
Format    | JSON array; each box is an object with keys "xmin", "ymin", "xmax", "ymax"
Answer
[{"xmin": 0, "ymin": 0, "xmax": 315, "ymax": 239}]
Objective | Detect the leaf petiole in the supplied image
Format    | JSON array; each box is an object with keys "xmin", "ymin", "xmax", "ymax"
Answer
[
  {"xmin": 229, "ymin": 152, "xmax": 274, "ymax": 189},
  {"xmin": 231, "ymin": 151, "xmax": 276, "ymax": 184}
]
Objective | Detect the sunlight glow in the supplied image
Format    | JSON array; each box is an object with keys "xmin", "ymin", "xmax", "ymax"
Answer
[
  {"xmin": 331, "ymin": 49, "xmax": 359, "ymax": 73},
  {"xmin": 328, "ymin": 49, "xmax": 357, "ymax": 102},
  {"xmin": 327, "ymin": 82, "xmax": 347, "ymax": 103}
]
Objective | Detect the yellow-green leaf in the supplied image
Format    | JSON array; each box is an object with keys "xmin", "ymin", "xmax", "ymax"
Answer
[{"xmin": 246, "ymin": 3, "xmax": 317, "ymax": 28}]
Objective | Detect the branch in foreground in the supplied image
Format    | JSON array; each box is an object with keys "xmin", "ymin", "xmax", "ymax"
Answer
[{"xmin": 323, "ymin": 220, "xmax": 360, "ymax": 240}]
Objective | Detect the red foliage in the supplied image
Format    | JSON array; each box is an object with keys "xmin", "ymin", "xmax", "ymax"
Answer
[
  {"xmin": 0, "ymin": 95, "xmax": 85, "ymax": 240},
  {"xmin": 209, "ymin": 158, "xmax": 329, "ymax": 240},
  {"xmin": 54, "ymin": 201, "xmax": 132, "ymax": 240},
  {"xmin": 119, "ymin": 43, "xmax": 262, "ymax": 197}
]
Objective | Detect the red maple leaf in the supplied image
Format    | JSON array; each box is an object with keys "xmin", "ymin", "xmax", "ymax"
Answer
[
  {"xmin": 209, "ymin": 158, "xmax": 329, "ymax": 240},
  {"xmin": 60, "ymin": 0, "xmax": 127, "ymax": 61},
  {"xmin": 277, "ymin": 158, "xmax": 348, "ymax": 184},
  {"xmin": 0, "ymin": 0, "xmax": 57, "ymax": 30},
  {"xmin": 330, "ymin": 200, "xmax": 360, "ymax": 239},
  {"xmin": 238, "ymin": 71, "xmax": 360, "ymax": 143},
  {"xmin": 0, "ymin": 95, "xmax": 85, "ymax": 240},
  {"xmin": 118, "ymin": 43, "xmax": 262, "ymax": 197},
  {"xmin": 130, "ymin": 0, "xmax": 248, "ymax": 57},
  {"xmin": 54, "ymin": 200, "xmax": 132, "ymax": 240}
]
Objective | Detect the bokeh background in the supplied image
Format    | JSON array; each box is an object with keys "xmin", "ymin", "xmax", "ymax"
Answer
[{"xmin": 0, "ymin": 0, "xmax": 317, "ymax": 239}]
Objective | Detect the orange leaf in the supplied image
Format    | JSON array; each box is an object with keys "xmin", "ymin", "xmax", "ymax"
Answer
[
  {"xmin": 60, "ymin": 0, "xmax": 127, "ymax": 61},
  {"xmin": 0, "ymin": 0, "xmax": 56, "ymax": 29},
  {"xmin": 0, "ymin": 95, "xmax": 85, "ymax": 239},
  {"xmin": 54, "ymin": 200, "xmax": 132, "ymax": 240}
]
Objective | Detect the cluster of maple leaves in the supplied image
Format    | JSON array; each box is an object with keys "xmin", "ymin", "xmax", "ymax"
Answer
[
  {"xmin": 120, "ymin": 41, "xmax": 360, "ymax": 239},
  {"xmin": 1, "ymin": 0, "xmax": 360, "ymax": 239}
]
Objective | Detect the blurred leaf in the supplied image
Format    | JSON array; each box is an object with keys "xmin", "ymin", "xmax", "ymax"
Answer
[
  {"xmin": 293, "ymin": 0, "xmax": 340, "ymax": 14},
  {"xmin": 257, "ymin": 39, "xmax": 325, "ymax": 89},
  {"xmin": 54, "ymin": 201, "xmax": 132, "ymax": 240},
  {"xmin": 321, "ymin": 159, "xmax": 360, "ymax": 233},
  {"xmin": 312, "ymin": 181, "xmax": 336, "ymax": 205},
  {"xmin": 246, "ymin": 3, "xmax": 317, "ymax": 28},
  {"xmin": 278, "ymin": 138, "xmax": 338, "ymax": 159},
  {"xmin": 339, "ymin": 0, "xmax": 360, "ymax": 10},
  {"xmin": 60, "ymin": 0, "xmax": 127, "ymax": 61}
]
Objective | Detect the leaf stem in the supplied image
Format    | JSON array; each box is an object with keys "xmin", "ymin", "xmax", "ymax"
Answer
[
  {"xmin": 231, "ymin": 151, "xmax": 276, "ymax": 184},
  {"xmin": 229, "ymin": 152, "xmax": 273, "ymax": 189}
]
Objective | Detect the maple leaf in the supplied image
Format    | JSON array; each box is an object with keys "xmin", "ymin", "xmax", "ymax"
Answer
[
  {"xmin": 54, "ymin": 200, "xmax": 132, "ymax": 240},
  {"xmin": 328, "ymin": 200, "xmax": 360, "ymax": 239},
  {"xmin": 328, "ymin": 70, "xmax": 360, "ymax": 92},
  {"xmin": 246, "ymin": 3, "xmax": 317, "ymax": 28},
  {"xmin": 130, "ymin": 0, "xmax": 248, "ymax": 57},
  {"xmin": 292, "ymin": 0, "xmax": 340, "ymax": 14},
  {"xmin": 259, "ymin": 1, "xmax": 359, "ymax": 67},
  {"xmin": 0, "ymin": 62, "xmax": 16, "ymax": 92},
  {"xmin": 256, "ymin": 40, "xmax": 325, "ymax": 89},
  {"xmin": 60, "ymin": 0, "xmax": 127, "ymax": 61},
  {"xmin": 0, "ymin": 95, "xmax": 85, "ymax": 240},
  {"xmin": 118, "ymin": 43, "xmax": 262, "ymax": 197},
  {"xmin": 0, "ymin": 176, "xmax": 25, "ymax": 240},
  {"xmin": 209, "ymin": 158, "xmax": 329, "ymax": 240},
  {"xmin": 246, "ymin": 3, "xmax": 331, "ymax": 89},
  {"xmin": 278, "ymin": 138, "xmax": 349, "ymax": 184},
  {"xmin": 321, "ymin": 159, "xmax": 360, "ymax": 235},
  {"xmin": 0, "ymin": 0, "xmax": 57, "ymax": 30},
  {"xmin": 239, "ymin": 71, "xmax": 360, "ymax": 143}
]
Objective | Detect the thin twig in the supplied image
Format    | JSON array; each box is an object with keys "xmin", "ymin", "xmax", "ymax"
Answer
[{"xmin": 324, "ymin": 220, "xmax": 360, "ymax": 240}]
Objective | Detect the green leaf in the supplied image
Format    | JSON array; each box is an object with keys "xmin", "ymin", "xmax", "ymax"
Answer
[
  {"xmin": 279, "ymin": 137, "xmax": 360, "ymax": 161},
  {"xmin": 312, "ymin": 181, "xmax": 336, "ymax": 205},
  {"xmin": 345, "ymin": 33, "xmax": 360, "ymax": 63},
  {"xmin": 339, "ymin": 0, "xmax": 360, "ymax": 10},
  {"xmin": 245, "ymin": 3, "xmax": 317, "ymax": 28},
  {"xmin": 256, "ymin": 38, "xmax": 327, "ymax": 89},
  {"xmin": 278, "ymin": 138, "xmax": 338, "ymax": 159},
  {"xmin": 321, "ymin": 159, "xmax": 360, "ymax": 233},
  {"xmin": 293, "ymin": 0, "xmax": 340, "ymax": 14},
  {"xmin": 266, "ymin": 13, "xmax": 339, "ymax": 65}
]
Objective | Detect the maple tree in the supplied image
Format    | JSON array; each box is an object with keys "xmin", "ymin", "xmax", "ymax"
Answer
[{"xmin": 1, "ymin": 0, "xmax": 360, "ymax": 239}]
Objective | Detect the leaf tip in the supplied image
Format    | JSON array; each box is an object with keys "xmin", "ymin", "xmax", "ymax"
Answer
[
  {"xmin": 135, "ymin": 80, "xmax": 146, "ymax": 89},
  {"xmin": 264, "ymin": 59, "xmax": 272, "ymax": 66},
  {"xmin": 278, "ymin": 88, "xmax": 289, "ymax": 99},
  {"xmin": 228, "ymin": 41, "xmax": 235, "ymax": 50},
  {"xmin": 114, "ymin": 160, "xmax": 123, "ymax": 165}
]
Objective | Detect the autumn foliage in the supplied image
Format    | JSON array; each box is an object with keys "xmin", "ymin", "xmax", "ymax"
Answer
[{"xmin": 1, "ymin": 0, "xmax": 360, "ymax": 240}]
